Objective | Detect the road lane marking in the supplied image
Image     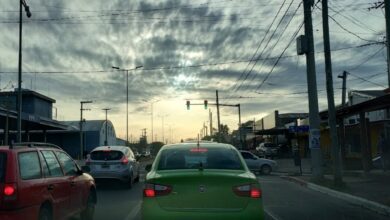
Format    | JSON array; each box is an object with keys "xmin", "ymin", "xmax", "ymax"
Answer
[
  {"xmin": 124, "ymin": 201, "xmax": 142, "ymax": 220},
  {"xmin": 264, "ymin": 208, "xmax": 282, "ymax": 220}
]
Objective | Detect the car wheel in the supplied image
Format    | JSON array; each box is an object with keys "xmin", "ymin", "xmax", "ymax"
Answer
[
  {"xmin": 127, "ymin": 175, "xmax": 133, "ymax": 189},
  {"xmin": 134, "ymin": 172, "xmax": 140, "ymax": 183},
  {"xmin": 38, "ymin": 205, "xmax": 52, "ymax": 220},
  {"xmin": 81, "ymin": 193, "xmax": 95, "ymax": 220},
  {"xmin": 261, "ymin": 164, "xmax": 272, "ymax": 175}
]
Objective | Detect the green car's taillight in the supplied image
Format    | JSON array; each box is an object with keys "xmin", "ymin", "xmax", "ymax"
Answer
[
  {"xmin": 143, "ymin": 183, "xmax": 172, "ymax": 198},
  {"xmin": 233, "ymin": 184, "xmax": 262, "ymax": 198}
]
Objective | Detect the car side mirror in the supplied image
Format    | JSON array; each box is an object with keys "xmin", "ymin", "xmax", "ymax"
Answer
[
  {"xmin": 145, "ymin": 164, "xmax": 152, "ymax": 172},
  {"xmin": 81, "ymin": 165, "xmax": 91, "ymax": 173}
]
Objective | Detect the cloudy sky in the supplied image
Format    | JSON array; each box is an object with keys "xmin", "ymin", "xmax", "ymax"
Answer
[{"xmin": 0, "ymin": 0, "xmax": 387, "ymax": 142}]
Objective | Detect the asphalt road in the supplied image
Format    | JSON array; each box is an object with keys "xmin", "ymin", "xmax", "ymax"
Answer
[{"xmin": 82, "ymin": 172, "xmax": 389, "ymax": 220}]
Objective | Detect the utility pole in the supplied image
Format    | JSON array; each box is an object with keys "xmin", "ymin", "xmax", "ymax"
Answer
[
  {"xmin": 238, "ymin": 104, "xmax": 243, "ymax": 149},
  {"xmin": 385, "ymin": 0, "xmax": 390, "ymax": 86},
  {"xmin": 338, "ymin": 71, "xmax": 348, "ymax": 106},
  {"xmin": 302, "ymin": 0, "xmax": 323, "ymax": 180},
  {"xmin": 80, "ymin": 101, "xmax": 92, "ymax": 159},
  {"xmin": 338, "ymin": 71, "xmax": 348, "ymax": 164},
  {"xmin": 322, "ymin": 0, "xmax": 343, "ymax": 186},
  {"xmin": 103, "ymin": 108, "xmax": 111, "ymax": 146},
  {"xmin": 216, "ymin": 90, "xmax": 221, "ymax": 142},
  {"xmin": 209, "ymin": 109, "xmax": 213, "ymax": 136}
]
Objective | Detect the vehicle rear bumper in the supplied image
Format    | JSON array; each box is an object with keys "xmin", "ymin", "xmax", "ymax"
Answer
[
  {"xmin": 142, "ymin": 198, "xmax": 264, "ymax": 220},
  {"xmin": 0, "ymin": 206, "xmax": 39, "ymax": 220},
  {"xmin": 90, "ymin": 170, "xmax": 131, "ymax": 182}
]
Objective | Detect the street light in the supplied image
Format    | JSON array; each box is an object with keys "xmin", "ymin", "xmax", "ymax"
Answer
[
  {"xmin": 80, "ymin": 100, "xmax": 93, "ymax": 159},
  {"xmin": 17, "ymin": 0, "xmax": 32, "ymax": 142},
  {"xmin": 102, "ymin": 108, "xmax": 111, "ymax": 146},
  {"xmin": 158, "ymin": 114, "xmax": 169, "ymax": 143},
  {"xmin": 112, "ymin": 65, "xmax": 143, "ymax": 145},
  {"xmin": 143, "ymin": 99, "xmax": 160, "ymax": 143}
]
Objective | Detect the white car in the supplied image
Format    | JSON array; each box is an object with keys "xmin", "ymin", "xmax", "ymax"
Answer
[
  {"xmin": 86, "ymin": 146, "xmax": 140, "ymax": 188},
  {"xmin": 239, "ymin": 150, "xmax": 277, "ymax": 175}
]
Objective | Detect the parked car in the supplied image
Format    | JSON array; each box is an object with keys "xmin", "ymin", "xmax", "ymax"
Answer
[
  {"xmin": 256, "ymin": 142, "xmax": 280, "ymax": 158},
  {"xmin": 142, "ymin": 143, "xmax": 264, "ymax": 219},
  {"xmin": 0, "ymin": 142, "xmax": 96, "ymax": 220},
  {"xmin": 239, "ymin": 150, "xmax": 277, "ymax": 175},
  {"xmin": 86, "ymin": 146, "xmax": 140, "ymax": 188}
]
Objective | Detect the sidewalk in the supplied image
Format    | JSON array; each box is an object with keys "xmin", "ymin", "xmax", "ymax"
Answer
[
  {"xmin": 281, "ymin": 170, "xmax": 390, "ymax": 216},
  {"xmin": 274, "ymin": 158, "xmax": 312, "ymax": 174}
]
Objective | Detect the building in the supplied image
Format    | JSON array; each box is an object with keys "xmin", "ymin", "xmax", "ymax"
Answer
[
  {"xmin": 0, "ymin": 89, "xmax": 122, "ymax": 158},
  {"xmin": 0, "ymin": 89, "xmax": 67, "ymax": 144}
]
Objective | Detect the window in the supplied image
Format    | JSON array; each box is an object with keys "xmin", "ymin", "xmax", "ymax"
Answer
[
  {"xmin": 0, "ymin": 153, "xmax": 7, "ymax": 183},
  {"xmin": 41, "ymin": 151, "xmax": 63, "ymax": 177},
  {"xmin": 91, "ymin": 150, "xmax": 124, "ymax": 160},
  {"xmin": 56, "ymin": 152, "xmax": 78, "ymax": 176},
  {"xmin": 18, "ymin": 152, "xmax": 42, "ymax": 180},
  {"xmin": 241, "ymin": 152, "xmax": 256, "ymax": 160},
  {"xmin": 158, "ymin": 148, "xmax": 243, "ymax": 171}
]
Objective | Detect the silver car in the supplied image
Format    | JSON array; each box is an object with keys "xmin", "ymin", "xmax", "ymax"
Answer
[
  {"xmin": 240, "ymin": 150, "xmax": 277, "ymax": 175},
  {"xmin": 87, "ymin": 146, "xmax": 140, "ymax": 188}
]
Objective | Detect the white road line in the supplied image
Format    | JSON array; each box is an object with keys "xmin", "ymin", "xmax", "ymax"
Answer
[
  {"xmin": 124, "ymin": 201, "xmax": 142, "ymax": 220},
  {"xmin": 264, "ymin": 208, "xmax": 282, "ymax": 220}
]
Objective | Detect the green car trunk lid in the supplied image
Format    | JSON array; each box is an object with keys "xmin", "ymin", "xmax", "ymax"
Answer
[{"xmin": 152, "ymin": 170, "xmax": 256, "ymax": 212}]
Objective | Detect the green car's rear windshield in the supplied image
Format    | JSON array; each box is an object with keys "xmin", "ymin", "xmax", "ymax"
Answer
[{"xmin": 157, "ymin": 147, "xmax": 243, "ymax": 170}]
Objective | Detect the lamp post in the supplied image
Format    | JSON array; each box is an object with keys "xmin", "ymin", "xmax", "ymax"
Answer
[
  {"xmin": 80, "ymin": 100, "xmax": 92, "ymax": 159},
  {"xmin": 17, "ymin": 0, "xmax": 32, "ymax": 142},
  {"xmin": 112, "ymin": 65, "xmax": 143, "ymax": 145},
  {"xmin": 143, "ymin": 99, "xmax": 160, "ymax": 143},
  {"xmin": 158, "ymin": 114, "xmax": 169, "ymax": 143},
  {"xmin": 102, "ymin": 108, "xmax": 111, "ymax": 146}
]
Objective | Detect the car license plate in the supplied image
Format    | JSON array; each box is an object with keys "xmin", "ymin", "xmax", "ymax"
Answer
[{"xmin": 101, "ymin": 164, "xmax": 109, "ymax": 169}]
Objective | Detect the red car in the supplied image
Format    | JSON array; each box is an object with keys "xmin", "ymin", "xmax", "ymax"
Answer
[{"xmin": 0, "ymin": 142, "xmax": 97, "ymax": 220}]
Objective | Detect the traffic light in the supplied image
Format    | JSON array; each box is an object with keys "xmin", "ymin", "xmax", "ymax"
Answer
[
  {"xmin": 186, "ymin": 100, "xmax": 190, "ymax": 110},
  {"xmin": 204, "ymin": 100, "xmax": 208, "ymax": 109}
]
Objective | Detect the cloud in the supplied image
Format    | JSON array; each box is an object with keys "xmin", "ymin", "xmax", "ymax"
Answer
[{"xmin": 0, "ymin": 0, "xmax": 386, "ymax": 138}]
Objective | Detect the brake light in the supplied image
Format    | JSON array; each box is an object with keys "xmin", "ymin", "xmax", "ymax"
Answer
[
  {"xmin": 143, "ymin": 183, "xmax": 172, "ymax": 197},
  {"xmin": 4, "ymin": 185, "xmax": 15, "ymax": 196},
  {"xmin": 121, "ymin": 156, "xmax": 129, "ymax": 165},
  {"xmin": 233, "ymin": 184, "xmax": 262, "ymax": 198},
  {"xmin": 190, "ymin": 148, "xmax": 208, "ymax": 153},
  {"xmin": 2, "ymin": 183, "xmax": 17, "ymax": 201}
]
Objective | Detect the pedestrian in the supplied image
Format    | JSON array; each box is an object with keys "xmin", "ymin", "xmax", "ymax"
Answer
[{"xmin": 377, "ymin": 133, "xmax": 388, "ymax": 171}]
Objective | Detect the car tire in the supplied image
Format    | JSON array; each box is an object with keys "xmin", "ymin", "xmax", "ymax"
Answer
[
  {"xmin": 127, "ymin": 175, "xmax": 133, "ymax": 189},
  {"xmin": 261, "ymin": 164, "xmax": 272, "ymax": 175},
  {"xmin": 38, "ymin": 205, "xmax": 52, "ymax": 220},
  {"xmin": 134, "ymin": 172, "xmax": 140, "ymax": 183},
  {"xmin": 81, "ymin": 193, "xmax": 95, "ymax": 220}
]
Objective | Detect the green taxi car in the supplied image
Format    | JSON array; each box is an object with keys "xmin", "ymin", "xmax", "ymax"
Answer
[{"xmin": 142, "ymin": 143, "xmax": 264, "ymax": 220}]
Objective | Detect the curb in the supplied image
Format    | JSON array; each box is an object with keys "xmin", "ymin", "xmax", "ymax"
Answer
[{"xmin": 281, "ymin": 176, "xmax": 390, "ymax": 217}]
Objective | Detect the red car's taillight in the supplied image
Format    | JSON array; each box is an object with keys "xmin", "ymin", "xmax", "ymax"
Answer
[
  {"xmin": 143, "ymin": 183, "xmax": 172, "ymax": 197},
  {"xmin": 233, "ymin": 184, "xmax": 262, "ymax": 198},
  {"xmin": 2, "ymin": 183, "xmax": 17, "ymax": 200}
]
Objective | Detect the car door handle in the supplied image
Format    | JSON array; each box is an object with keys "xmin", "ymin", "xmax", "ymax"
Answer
[
  {"xmin": 47, "ymin": 184, "xmax": 55, "ymax": 191},
  {"xmin": 70, "ymin": 181, "xmax": 76, "ymax": 187}
]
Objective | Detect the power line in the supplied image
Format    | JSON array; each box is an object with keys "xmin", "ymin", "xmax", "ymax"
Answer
[
  {"xmin": 0, "ymin": 42, "xmax": 383, "ymax": 75},
  {"xmin": 256, "ymin": 21, "xmax": 304, "ymax": 92},
  {"xmin": 348, "ymin": 72, "xmax": 387, "ymax": 88},
  {"xmin": 246, "ymin": 1, "xmax": 303, "ymax": 93},
  {"xmin": 326, "ymin": 12, "xmax": 381, "ymax": 43},
  {"xmin": 229, "ymin": 0, "xmax": 289, "ymax": 95}
]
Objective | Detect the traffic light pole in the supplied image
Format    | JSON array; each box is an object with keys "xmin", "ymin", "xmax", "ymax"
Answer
[{"xmin": 216, "ymin": 90, "xmax": 221, "ymax": 142}]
